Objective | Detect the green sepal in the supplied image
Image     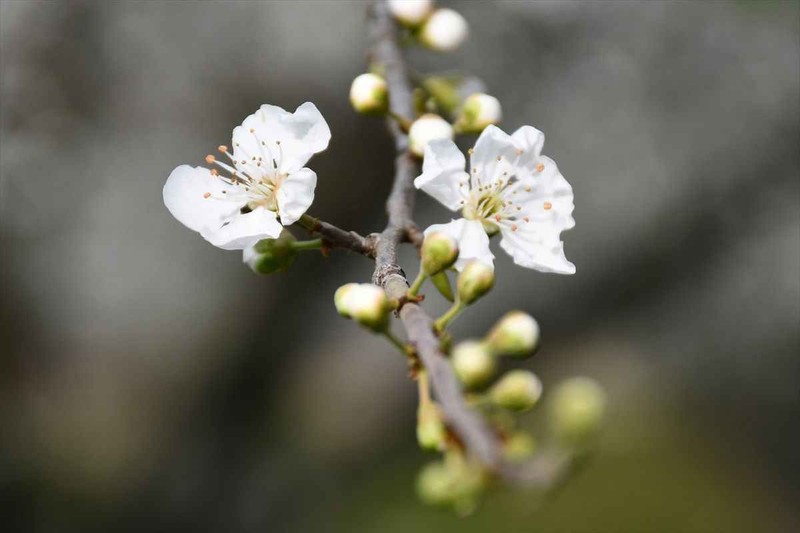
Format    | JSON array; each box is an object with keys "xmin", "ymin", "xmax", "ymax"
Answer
[{"xmin": 430, "ymin": 271, "xmax": 454, "ymax": 302}]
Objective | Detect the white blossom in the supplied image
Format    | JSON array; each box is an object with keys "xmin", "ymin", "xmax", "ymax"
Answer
[
  {"xmin": 163, "ymin": 102, "xmax": 331, "ymax": 250},
  {"xmin": 415, "ymin": 125, "xmax": 575, "ymax": 274}
]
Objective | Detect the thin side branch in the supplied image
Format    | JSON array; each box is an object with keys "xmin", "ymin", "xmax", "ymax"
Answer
[{"xmin": 297, "ymin": 214, "xmax": 376, "ymax": 257}]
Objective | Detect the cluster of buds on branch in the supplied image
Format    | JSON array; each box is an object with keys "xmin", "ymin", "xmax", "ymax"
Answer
[{"xmin": 162, "ymin": 0, "xmax": 604, "ymax": 514}]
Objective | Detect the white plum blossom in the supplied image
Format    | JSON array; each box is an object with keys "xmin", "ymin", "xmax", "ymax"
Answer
[
  {"xmin": 163, "ymin": 102, "xmax": 331, "ymax": 250},
  {"xmin": 415, "ymin": 125, "xmax": 575, "ymax": 274}
]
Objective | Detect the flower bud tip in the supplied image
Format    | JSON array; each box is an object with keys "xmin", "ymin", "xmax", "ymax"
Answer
[
  {"xmin": 421, "ymin": 232, "xmax": 459, "ymax": 275},
  {"xmin": 456, "ymin": 260, "xmax": 494, "ymax": 305},
  {"xmin": 408, "ymin": 114, "xmax": 454, "ymax": 157},
  {"xmin": 490, "ymin": 370, "xmax": 542, "ymax": 412},
  {"xmin": 350, "ymin": 73, "xmax": 389, "ymax": 115},
  {"xmin": 419, "ymin": 8, "xmax": 469, "ymax": 52},
  {"xmin": 485, "ymin": 311, "xmax": 540, "ymax": 358},
  {"xmin": 457, "ymin": 93, "xmax": 502, "ymax": 133},
  {"xmin": 451, "ymin": 341, "xmax": 496, "ymax": 389}
]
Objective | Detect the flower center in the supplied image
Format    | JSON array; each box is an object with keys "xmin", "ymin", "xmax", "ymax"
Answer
[{"xmin": 202, "ymin": 129, "xmax": 288, "ymax": 213}]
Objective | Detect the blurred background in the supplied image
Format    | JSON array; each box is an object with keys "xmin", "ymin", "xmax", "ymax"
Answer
[{"xmin": 1, "ymin": 1, "xmax": 798, "ymax": 531}]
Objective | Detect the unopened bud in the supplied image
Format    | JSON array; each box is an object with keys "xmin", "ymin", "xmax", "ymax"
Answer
[
  {"xmin": 416, "ymin": 462, "xmax": 456, "ymax": 506},
  {"xmin": 244, "ymin": 231, "xmax": 297, "ymax": 274},
  {"xmin": 421, "ymin": 232, "xmax": 459, "ymax": 275},
  {"xmin": 451, "ymin": 341, "xmax": 496, "ymax": 389},
  {"xmin": 419, "ymin": 8, "xmax": 469, "ymax": 52},
  {"xmin": 408, "ymin": 113, "xmax": 454, "ymax": 157},
  {"xmin": 551, "ymin": 377, "xmax": 606, "ymax": 443},
  {"xmin": 388, "ymin": 0, "xmax": 433, "ymax": 27},
  {"xmin": 417, "ymin": 401, "xmax": 446, "ymax": 451},
  {"xmin": 456, "ymin": 260, "xmax": 494, "ymax": 304},
  {"xmin": 504, "ymin": 432, "xmax": 537, "ymax": 462},
  {"xmin": 457, "ymin": 93, "xmax": 502, "ymax": 133},
  {"xmin": 485, "ymin": 311, "xmax": 540, "ymax": 358},
  {"xmin": 334, "ymin": 283, "xmax": 358, "ymax": 318},
  {"xmin": 334, "ymin": 283, "xmax": 391, "ymax": 332},
  {"xmin": 349, "ymin": 73, "xmax": 389, "ymax": 115},
  {"xmin": 490, "ymin": 370, "xmax": 542, "ymax": 412}
]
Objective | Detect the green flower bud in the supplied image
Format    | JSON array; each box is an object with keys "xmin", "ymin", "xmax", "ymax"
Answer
[
  {"xmin": 490, "ymin": 370, "xmax": 542, "ymax": 412},
  {"xmin": 456, "ymin": 260, "xmax": 495, "ymax": 305},
  {"xmin": 503, "ymin": 432, "xmax": 537, "ymax": 462},
  {"xmin": 485, "ymin": 311, "xmax": 540, "ymax": 358},
  {"xmin": 551, "ymin": 377, "xmax": 606, "ymax": 443},
  {"xmin": 416, "ymin": 462, "xmax": 456, "ymax": 506},
  {"xmin": 408, "ymin": 113, "xmax": 454, "ymax": 157},
  {"xmin": 334, "ymin": 283, "xmax": 391, "ymax": 332},
  {"xmin": 417, "ymin": 401, "xmax": 446, "ymax": 451},
  {"xmin": 421, "ymin": 232, "xmax": 459, "ymax": 275},
  {"xmin": 456, "ymin": 93, "xmax": 502, "ymax": 133},
  {"xmin": 244, "ymin": 231, "xmax": 297, "ymax": 274},
  {"xmin": 451, "ymin": 341, "xmax": 496, "ymax": 389},
  {"xmin": 349, "ymin": 73, "xmax": 389, "ymax": 115}
]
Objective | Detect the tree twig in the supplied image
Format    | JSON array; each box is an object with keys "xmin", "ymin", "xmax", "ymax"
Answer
[{"xmin": 295, "ymin": 1, "xmax": 568, "ymax": 488}]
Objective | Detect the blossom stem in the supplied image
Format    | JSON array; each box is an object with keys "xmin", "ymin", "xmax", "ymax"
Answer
[
  {"xmin": 297, "ymin": 213, "xmax": 320, "ymax": 232},
  {"xmin": 388, "ymin": 111, "xmax": 412, "ymax": 132},
  {"xmin": 407, "ymin": 271, "xmax": 427, "ymax": 297},
  {"xmin": 291, "ymin": 239, "xmax": 323, "ymax": 251},
  {"xmin": 434, "ymin": 300, "xmax": 466, "ymax": 332},
  {"xmin": 417, "ymin": 369, "xmax": 432, "ymax": 406}
]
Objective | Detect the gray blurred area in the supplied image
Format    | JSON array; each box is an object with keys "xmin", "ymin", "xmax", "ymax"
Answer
[{"xmin": 1, "ymin": 0, "xmax": 798, "ymax": 531}]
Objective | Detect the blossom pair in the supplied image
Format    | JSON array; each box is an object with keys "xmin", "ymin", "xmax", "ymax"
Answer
[{"xmin": 163, "ymin": 103, "xmax": 574, "ymax": 275}]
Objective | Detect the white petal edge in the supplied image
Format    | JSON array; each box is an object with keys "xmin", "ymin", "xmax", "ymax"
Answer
[
  {"xmin": 232, "ymin": 102, "xmax": 331, "ymax": 174},
  {"xmin": 414, "ymin": 139, "xmax": 469, "ymax": 211},
  {"xmin": 276, "ymin": 167, "xmax": 316, "ymax": 226},
  {"xmin": 498, "ymin": 226, "xmax": 575, "ymax": 275},
  {"xmin": 202, "ymin": 207, "xmax": 283, "ymax": 251},
  {"xmin": 424, "ymin": 218, "xmax": 494, "ymax": 271},
  {"xmin": 511, "ymin": 125, "xmax": 545, "ymax": 169},
  {"xmin": 163, "ymin": 165, "xmax": 242, "ymax": 234},
  {"xmin": 470, "ymin": 125, "xmax": 518, "ymax": 187}
]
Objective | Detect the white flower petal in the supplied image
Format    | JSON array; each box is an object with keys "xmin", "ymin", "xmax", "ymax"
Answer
[
  {"xmin": 511, "ymin": 125, "xmax": 545, "ymax": 169},
  {"xmin": 499, "ymin": 226, "xmax": 575, "ymax": 274},
  {"xmin": 517, "ymin": 155, "xmax": 575, "ymax": 235},
  {"xmin": 276, "ymin": 167, "xmax": 316, "ymax": 226},
  {"xmin": 425, "ymin": 218, "xmax": 494, "ymax": 271},
  {"xmin": 470, "ymin": 125, "xmax": 518, "ymax": 187},
  {"xmin": 232, "ymin": 102, "xmax": 331, "ymax": 174},
  {"xmin": 203, "ymin": 207, "xmax": 283, "ymax": 251},
  {"xmin": 414, "ymin": 139, "xmax": 469, "ymax": 211},
  {"xmin": 163, "ymin": 165, "xmax": 242, "ymax": 234}
]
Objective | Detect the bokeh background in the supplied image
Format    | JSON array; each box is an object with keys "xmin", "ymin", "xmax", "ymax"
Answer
[{"xmin": 2, "ymin": 1, "xmax": 799, "ymax": 531}]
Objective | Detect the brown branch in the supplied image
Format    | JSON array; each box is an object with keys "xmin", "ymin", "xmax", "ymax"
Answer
[
  {"xmin": 366, "ymin": 0, "xmax": 558, "ymax": 482},
  {"xmin": 295, "ymin": 1, "xmax": 568, "ymax": 488},
  {"xmin": 297, "ymin": 214, "xmax": 376, "ymax": 257}
]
